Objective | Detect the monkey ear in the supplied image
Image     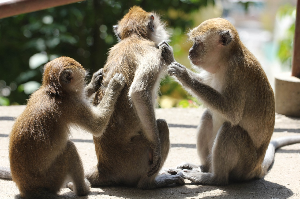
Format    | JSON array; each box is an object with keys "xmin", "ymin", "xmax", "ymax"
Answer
[
  {"xmin": 60, "ymin": 69, "xmax": 73, "ymax": 84},
  {"xmin": 148, "ymin": 15, "xmax": 155, "ymax": 32},
  {"xmin": 220, "ymin": 30, "xmax": 232, "ymax": 46},
  {"xmin": 113, "ymin": 25, "xmax": 121, "ymax": 41}
]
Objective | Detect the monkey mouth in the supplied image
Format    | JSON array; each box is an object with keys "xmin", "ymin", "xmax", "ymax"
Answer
[{"xmin": 189, "ymin": 56, "xmax": 201, "ymax": 66}]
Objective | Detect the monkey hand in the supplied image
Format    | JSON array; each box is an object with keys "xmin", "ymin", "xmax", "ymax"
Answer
[
  {"xmin": 158, "ymin": 41, "xmax": 175, "ymax": 66},
  {"xmin": 148, "ymin": 143, "xmax": 162, "ymax": 177},
  {"xmin": 108, "ymin": 73, "xmax": 125, "ymax": 93},
  {"xmin": 168, "ymin": 62, "xmax": 189, "ymax": 80},
  {"xmin": 89, "ymin": 68, "xmax": 103, "ymax": 92}
]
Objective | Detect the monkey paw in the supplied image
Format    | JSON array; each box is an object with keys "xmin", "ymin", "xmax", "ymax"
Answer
[
  {"xmin": 166, "ymin": 168, "xmax": 182, "ymax": 175},
  {"xmin": 90, "ymin": 68, "xmax": 103, "ymax": 91},
  {"xmin": 158, "ymin": 41, "xmax": 175, "ymax": 66},
  {"xmin": 178, "ymin": 169, "xmax": 202, "ymax": 184},
  {"xmin": 177, "ymin": 162, "xmax": 199, "ymax": 170},
  {"xmin": 168, "ymin": 62, "xmax": 188, "ymax": 79},
  {"xmin": 155, "ymin": 173, "xmax": 185, "ymax": 187},
  {"xmin": 109, "ymin": 73, "xmax": 126, "ymax": 91}
]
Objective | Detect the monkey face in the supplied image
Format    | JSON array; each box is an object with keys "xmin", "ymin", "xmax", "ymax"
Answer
[
  {"xmin": 188, "ymin": 33, "xmax": 222, "ymax": 73},
  {"xmin": 188, "ymin": 18, "xmax": 235, "ymax": 73}
]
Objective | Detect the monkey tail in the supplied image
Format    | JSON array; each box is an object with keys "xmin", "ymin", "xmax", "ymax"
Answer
[
  {"xmin": 260, "ymin": 136, "xmax": 300, "ymax": 178},
  {"xmin": 0, "ymin": 166, "xmax": 12, "ymax": 180}
]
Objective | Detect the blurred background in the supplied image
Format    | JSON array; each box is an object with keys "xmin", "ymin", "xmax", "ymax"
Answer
[{"xmin": 0, "ymin": 0, "xmax": 297, "ymax": 107}]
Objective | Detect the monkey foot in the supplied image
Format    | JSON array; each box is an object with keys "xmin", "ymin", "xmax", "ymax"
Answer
[
  {"xmin": 176, "ymin": 162, "xmax": 199, "ymax": 170},
  {"xmin": 155, "ymin": 173, "xmax": 185, "ymax": 187},
  {"xmin": 178, "ymin": 169, "xmax": 203, "ymax": 184}
]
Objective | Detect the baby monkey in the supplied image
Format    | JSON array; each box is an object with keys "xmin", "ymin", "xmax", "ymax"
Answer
[
  {"xmin": 9, "ymin": 57, "xmax": 124, "ymax": 198},
  {"xmin": 164, "ymin": 18, "xmax": 300, "ymax": 185}
]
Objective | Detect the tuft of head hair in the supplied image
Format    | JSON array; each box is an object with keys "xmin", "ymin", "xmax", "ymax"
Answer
[
  {"xmin": 116, "ymin": 6, "xmax": 169, "ymax": 43},
  {"xmin": 188, "ymin": 18, "xmax": 238, "ymax": 46}
]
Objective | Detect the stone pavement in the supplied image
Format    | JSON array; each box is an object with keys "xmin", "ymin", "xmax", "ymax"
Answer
[{"xmin": 0, "ymin": 106, "xmax": 300, "ymax": 198}]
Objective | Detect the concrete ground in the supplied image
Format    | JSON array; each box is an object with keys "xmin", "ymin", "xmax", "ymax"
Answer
[{"xmin": 0, "ymin": 106, "xmax": 300, "ymax": 198}]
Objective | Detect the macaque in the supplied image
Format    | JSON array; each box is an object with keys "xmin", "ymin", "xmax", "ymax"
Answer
[
  {"xmin": 164, "ymin": 18, "xmax": 300, "ymax": 185},
  {"xmin": 87, "ymin": 6, "xmax": 183, "ymax": 189},
  {"xmin": 8, "ymin": 57, "xmax": 124, "ymax": 197}
]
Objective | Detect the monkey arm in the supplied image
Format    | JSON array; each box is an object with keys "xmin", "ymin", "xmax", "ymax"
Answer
[
  {"xmin": 75, "ymin": 73, "xmax": 125, "ymax": 137},
  {"xmin": 191, "ymin": 83, "xmax": 245, "ymax": 125},
  {"xmin": 169, "ymin": 62, "xmax": 245, "ymax": 125},
  {"xmin": 129, "ymin": 66, "xmax": 162, "ymax": 177}
]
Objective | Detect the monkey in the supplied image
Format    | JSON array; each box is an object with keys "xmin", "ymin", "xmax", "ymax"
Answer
[
  {"xmin": 162, "ymin": 18, "xmax": 300, "ymax": 185},
  {"xmin": 7, "ymin": 57, "xmax": 125, "ymax": 198},
  {"xmin": 86, "ymin": 6, "xmax": 184, "ymax": 189},
  {"xmin": 0, "ymin": 67, "xmax": 103, "ymax": 181}
]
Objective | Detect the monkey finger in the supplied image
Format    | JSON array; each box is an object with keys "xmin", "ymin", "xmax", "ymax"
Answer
[
  {"xmin": 113, "ymin": 73, "xmax": 125, "ymax": 86},
  {"xmin": 175, "ymin": 175, "xmax": 186, "ymax": 185},
  {"xmin": 158, "ymin": 41, "xmax": 170, "ymax": 48},
  {"xmin": 93, "ymin": 68, "xmax": 103, "ymax": 78},
  {"xmin": 165, "ymin": 174, "xmax": 185, "ymax": 185},
  {"xmin": 178, "ymin": 169, "xmax": 202, "ymax": 182},
  {"xmin": 167, "ymin": 168, "xmax": 181, "ymax": 175},
  {"xmin": 94, "ymin": 74, "xmax": 103, "ymax": 86},
  {"xmin": 176, "ymin": 162, "xmax": 198, "ymax": 170},
  {"xmin": 173, "ymin": 62, "xmax": 185, "ymax": 69},
  {"xmin": 167, "ymin": 69, "xmax": 177, "ymax": 76},
  {"xmin": 169, "ymin": 62, "xmax": 180, "ymax": 69},
  {"xmin": 116, "ymin": 73, "xmax": 126, "ymax": 86}
]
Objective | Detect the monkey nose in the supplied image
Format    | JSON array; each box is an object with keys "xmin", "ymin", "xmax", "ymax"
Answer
[{"xmin": 189, "ymin": 49, "xmax": 196, "ymax": 59}]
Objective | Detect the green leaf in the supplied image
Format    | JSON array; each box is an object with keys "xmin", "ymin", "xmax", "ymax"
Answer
[{"xmin": 0, "ymin": 97, "xmax": 10, "ymax": 106}]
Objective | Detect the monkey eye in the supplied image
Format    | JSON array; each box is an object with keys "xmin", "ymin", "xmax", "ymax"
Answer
[{"xmin": 150, "ymin": 15, "xmax": 154, "ymax": 21}]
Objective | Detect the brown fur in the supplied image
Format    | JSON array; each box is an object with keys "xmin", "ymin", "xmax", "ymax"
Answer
[
  {"xmin": 87, "ymin": 6, "xmax": 184, "ymax": 189},
  {"xmin": 9, "ymin": 57, "xmax": 124, "ymax": 197},
  {"xmin": 167, "ymin": 18, "xmax": 276, "ymax": 185}
]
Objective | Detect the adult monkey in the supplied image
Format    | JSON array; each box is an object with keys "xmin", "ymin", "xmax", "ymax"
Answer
[
  {"xmin": 164, "ymin": 18, "xmax": 300, "ymax": 185},
  {"xmin": 87, "ymin": 6, "xmax": 184, "ymax": 189}
]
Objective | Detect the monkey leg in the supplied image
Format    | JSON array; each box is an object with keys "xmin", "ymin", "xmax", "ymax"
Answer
[
  {"xmin": 156, "ymin": 119, "xmax": 170, "ymax": 166},
  {"xmin": 181, "ymin": 122, "xmax": 245, "ymax": 185},
  {"xmin": 176, "ymin": 109, "xmax": 213, "ymax": 172},
  {"xmin": 64, "ymin": 141, "xmax": 90, "ymax": 196},
  {"xmin": 137, "ymin": 119, "xmax": 184, "ymax": 189},
  {"xmin": 196, "ymin": 109, "xmax": 214, "ymax": 172},
  {"xmin": 18, "ymin": 141, "xmax": 85, "ymax": 197},
  {"xmin": 85, "ymin": 165, "xmax": 116, "ymax": 187}
]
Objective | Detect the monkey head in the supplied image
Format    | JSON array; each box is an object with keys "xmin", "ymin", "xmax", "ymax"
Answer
[
  {"xmin": 113, "ymin": 6, "xmax": 169, "ymax": 44},
  {"xmin": 188, "ymin": 18, "xmax": 239, "ymax": 73},
  {"xmin": 42, "ymin": 57, "xmax": 86, "ymax": 97}
]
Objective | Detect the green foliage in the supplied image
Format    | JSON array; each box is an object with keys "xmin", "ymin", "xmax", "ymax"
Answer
[
  {"xmin": 177, "ymin": 97, "xmax": 201, "ymax": 108},
  {"xmin": 0, "ymin": 97, "xmax": 10, "ymax": 106},
  {"xmin": 276, "ymin": 4, "xmax": 296, "ymax": 69},
  {"xmin": 0, "ymin": 0, "xmax": 213, "ymax": 105}
]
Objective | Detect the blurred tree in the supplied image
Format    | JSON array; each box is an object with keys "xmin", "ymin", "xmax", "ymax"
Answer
[
  {"xmin": 0, "ymin": 0, "xmax": 213, "ymax": 105},
  {"xmin": 276, "ymin": 4, "xmax": 296, "ymax": 69}
]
